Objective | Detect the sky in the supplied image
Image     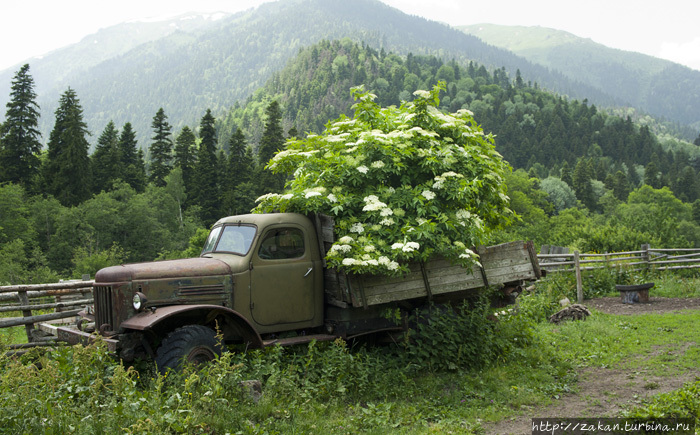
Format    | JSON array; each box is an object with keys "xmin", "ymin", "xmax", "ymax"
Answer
[{"xmin": 1, "ymin": 0, "xmax": 699, "ymax": 72}]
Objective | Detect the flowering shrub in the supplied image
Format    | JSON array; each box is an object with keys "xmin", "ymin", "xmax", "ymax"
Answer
[{"xmin": 255, "ymin": 83, "xmax": 512, "ymax": 275}]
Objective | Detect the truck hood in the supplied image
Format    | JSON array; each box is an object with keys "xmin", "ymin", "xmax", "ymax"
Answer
[{"xmin": 95, "ymin": 257, "xmax": 233, "ymax": 284}]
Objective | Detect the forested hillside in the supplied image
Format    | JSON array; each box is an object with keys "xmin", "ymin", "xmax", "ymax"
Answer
[
  {"xmin": 2, "ymin": 37, "xmax": 700, "ymax": 286},
  {"xmin": 460, "ymin": 24, "xmax": 700, "ymax": 132},
  {"xmin": 3, "ymin": 0, "xmax": 688, "ymax": 152}
]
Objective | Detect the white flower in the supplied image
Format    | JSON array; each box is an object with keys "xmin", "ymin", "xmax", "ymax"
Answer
[
  {"xmin": 380, "ymin": 217, "xmax": 395, "ymax": 226},
  {"xmin": 350, "ymin": 223, "xmax": 364, "ymax": 234},
  {"xmin": 391, "ymin": 243, "xmax": 404, "ymax": 250},
  {"xmin": 327, "ymin": 193, "xmax": 337, "ymax": 203},
  {"xmin": 338, "ymin": 236, "xmax": 354, "ymax": 244},
  {"xmin": 416, "ymin": 218, "xmax": 427, "ymax": 225},
  {"xmin": 255, "ymin": 193, "xmax": 279, "ymax": 203},
  {"xmin": 421, "ymin": 190, "xmax": 436, "ymax": 200},
  {"xmin": 330, "ymin": 244, "xmax": 352, "ymax": 253},
  {"xmin": 371, "ymin": 160, "xmax": 385, "ymax": 169},
  {"xmin": 413, "ymin": 90, "xmax": 431, "ymax": 99},
  {"xmin": 305, "ymin": 191, "xmax": 322, "ymax": 198},
  {"xmin": 281, "ymin": 193, "xmax": 294, "ymax": 200},
  {"xmin": 364, "ymin": 245, "xmax": 376, "ymax": 252},
  {"xmin": 380, "ymin": 208, "xmax": 393, "ymax": 217},
  {"xmin": 356, "ymin": 165, "xmax": 369, "ymax": 174},
  {"xmin": 367, "ymin": 259, "xmax": 379, "ymax": 266},
  {"xmin": 342, "ymin": 258, "xmax": 358, "ymax": 266},
  {"xmin": 456, "ymin": 210, "xmax": 471, "ymax": 221},
  {"xmin": 403, "ymin": 242, "xmax": 420, "ymax": 252}
]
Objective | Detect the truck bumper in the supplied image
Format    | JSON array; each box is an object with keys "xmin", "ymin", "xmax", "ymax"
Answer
[{"xmin": 50, "ymin": 324, "xmax": 120, "ymax": 353}]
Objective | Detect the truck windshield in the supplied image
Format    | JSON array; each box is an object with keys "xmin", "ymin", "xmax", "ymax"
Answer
[{"xmin": 202, "ymin": 225, "xmax": 257, "ymax": 255}]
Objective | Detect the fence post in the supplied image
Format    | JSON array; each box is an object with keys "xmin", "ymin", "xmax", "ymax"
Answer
[
  {"xmin": 641, "ymin": 244, "xmax": 650, "ymax": 269},
  {"xmin": 17, "ymin": 289, "xmax": 35, "ymax": 342},
  {"xmin": 574, "ymin": 251, "xmax": 583, "ymax": 304}
]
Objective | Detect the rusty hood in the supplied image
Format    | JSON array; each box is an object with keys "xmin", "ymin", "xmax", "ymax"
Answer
[{"xmin": 95, "ymin": 257, "xmax": 233, "ymax": 284}]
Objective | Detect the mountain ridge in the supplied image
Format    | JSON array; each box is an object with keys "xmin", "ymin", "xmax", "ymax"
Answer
[{"xmin": 0, "ymin": 0, "xmax": 697, "ymax": 149}]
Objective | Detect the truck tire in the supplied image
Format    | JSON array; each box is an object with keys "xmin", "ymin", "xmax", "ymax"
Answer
[{"xmin": 155, "ymin": 325, "xmax": 223, "ymax": 374}]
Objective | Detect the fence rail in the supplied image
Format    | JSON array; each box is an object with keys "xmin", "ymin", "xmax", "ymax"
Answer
[
  {"xmin": 537, "ymin": 245, "xmax": 700, "ymax": 303},
  {"xmin": 0, "ymin": 279, "xmax": 93, "ymax": 349}
]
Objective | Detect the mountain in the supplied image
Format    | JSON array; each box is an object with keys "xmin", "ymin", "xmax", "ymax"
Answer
[
  {"xmin": 0, "ymin": 0, "xmax": 698, "ymax": 151},
  {"xmin": 459, "ymin": 24, "xmax": 700, "ymax": 130}
]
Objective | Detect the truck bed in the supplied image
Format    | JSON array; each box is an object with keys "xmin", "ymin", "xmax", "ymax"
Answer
[{"xmin": 324, "ymin": 240, "xmax": 541, "ymax": 308}]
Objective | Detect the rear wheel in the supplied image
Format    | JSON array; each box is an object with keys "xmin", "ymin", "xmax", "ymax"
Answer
[{"xmin": 155, "ymin": 325, "xmax": 223, "ymax": 374}]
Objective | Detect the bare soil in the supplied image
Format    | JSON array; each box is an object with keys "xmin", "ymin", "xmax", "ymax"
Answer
[{"xmin": 485, "ymin": 297, "xmax": 700, "ymax": 435}]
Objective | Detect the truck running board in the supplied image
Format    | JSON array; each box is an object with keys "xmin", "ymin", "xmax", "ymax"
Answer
[{"xmin": 262, "ymin": 333, "xmax": 338, "ymax": 347}]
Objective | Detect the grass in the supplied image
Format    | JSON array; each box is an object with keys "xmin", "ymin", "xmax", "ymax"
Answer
[{"xmin": 0, "ymin": 273, "xmax": 700, "ymax": 433}]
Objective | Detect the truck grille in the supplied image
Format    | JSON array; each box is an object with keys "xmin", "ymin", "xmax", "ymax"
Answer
[{"xmin": 94, "ymin": 285, "xmax": 114, "ymax": 332}]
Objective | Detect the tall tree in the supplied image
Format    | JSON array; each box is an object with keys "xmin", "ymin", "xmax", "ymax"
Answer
[
  {"xmin": 173, "ymin": 126, "xmax": 197, "ymax": 198},
  {"xmin": 44, "ymin": 88, "xmax": 91, "ymax": 206},
  {"xmin": 118, "ymin": 122, "xmax": 146, "ymax": 192},
  {"xmin": 572, "ymin": 158, "xmax": 595, "ymax": 210},
  {"xmin": 91, "ymin": 121, "xmax": 120, "ymax": 193},
  {"xmin": 0, "ymin": 64, "xmax": 42, "ymax": 191},
  {"xmin": 257, "ymin": 100, "xmax": 286, "ymax": 194},
  {"xmin": 191, "ymin": 109, "xmax": 219, "ymax": 225},
  {"xmin": 148, "ymin": 108, "xmax": 173, "ymax": 187},
  {"xmin": 222, "ymin": 128, "xmax": 257, "ymax": 215}
]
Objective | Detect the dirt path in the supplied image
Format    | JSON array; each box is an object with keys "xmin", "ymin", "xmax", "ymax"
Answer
[{"xmin": 484, "ymin": 297, "xmax": 700, "ymax": 435}]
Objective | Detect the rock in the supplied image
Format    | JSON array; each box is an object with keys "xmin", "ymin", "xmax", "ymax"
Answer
[
  {"xmin": 549, "ymin": 304, "xmax": 591, "ymax": 324},
  {"xmin": 240, "ymin": 380, "xmax": 262, "ymax": 403},
  {"xmin": 559, "ymin": 297, "xmax": 571, "ymax": 307}
]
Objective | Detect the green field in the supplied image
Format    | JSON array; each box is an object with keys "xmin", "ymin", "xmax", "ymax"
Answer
[{"xmin": 1, "ymin": 271, "xmax": 699, "ymax": 434}]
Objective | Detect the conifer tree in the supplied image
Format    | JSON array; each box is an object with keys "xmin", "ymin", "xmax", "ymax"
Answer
[
  {"xmin": 222, "ymin": 128, "xmax": 257, "ymax": 215},
  {"xmin": 572, "ymin": 158, "xmax": 595, "ymax": 210},
  {"xmin": 257, "ymin": 100, "xmax": 286, "ymax": 194},
  {"xmin": 91, "ymin": 121, "xmax": 120, "ymax": 193},
  {"xmin": 0, "ymin": 64, "xmax": 42, "ymax": 191},
  {"xmin": 118, "ymin": 122, "xmax": 146, "ymax": 192},
  {"xmin": 148, "ymin": 108, "xmax": 173, "ymax": 187},
  {"xmin": 191, "ymin": 109, "xmax": 219, "ymax": 224},
  {"xmin": 44, "ymin": 87, "xmax": 91, "ymax": 206},
  {"xmin": 173, "ymin": 126, "xmax": 196, "ymax": 198}
]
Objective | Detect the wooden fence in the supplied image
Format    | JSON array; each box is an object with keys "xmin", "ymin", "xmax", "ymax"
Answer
[
  {"xmin": 537, "ymin": 245, "xmax": 700, "ymax": 303},
  {"xmin": 0, "ymin": 279, "xmax": 93, "ymax": 353}
]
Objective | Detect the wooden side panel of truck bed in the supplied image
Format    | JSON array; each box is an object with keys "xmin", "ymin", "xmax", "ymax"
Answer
[{"xmin": 325, "ymin": 241, "xmax": 541, "ymax": 308}]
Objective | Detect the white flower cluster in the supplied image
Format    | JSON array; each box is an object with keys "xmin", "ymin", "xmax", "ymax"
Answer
[
  {"xmin": 356, "ymin": 165, "xmax": 368, "ymax": 174},
  {"xmin": 362, "ymin": 195, "xmax": 387, "ymax": 211},
  {"xmin": 433, "ymin": 171, "xmax": 463, "ymax": 189},
  {"xmin": 391, "ymin": 241, "xmax": 420, "ymax": 253},
  {"xmin": 350, "ymin": 223, "xmax": 364, "ymax": 234},
  {"xmin": 421, "ymin": 190, "xmax": 436, "ymax": 200}
]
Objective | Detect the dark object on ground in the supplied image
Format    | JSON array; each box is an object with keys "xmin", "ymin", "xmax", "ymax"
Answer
[
  {"xmin": 549, "ymin": 304, "xmax": 592, "ymax": 323},
  {"xmin": 616, "ymin": 283, "xmax": 654, "ymax": 304}
]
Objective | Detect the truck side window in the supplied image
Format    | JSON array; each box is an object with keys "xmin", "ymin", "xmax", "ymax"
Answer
[{"xmin": 258, "ymin": 228, "xmax": 305, "ymax": 260}]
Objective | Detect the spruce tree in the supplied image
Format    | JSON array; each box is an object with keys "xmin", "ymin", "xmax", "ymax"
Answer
[
  {"xmin": 91, "ymin": 121, "xmax": 120, "ymax": 193},
  {"xmin": 44, "ymin": 87, "xmax": 91, "ymax": 206},
  {"xmin": 173, "ymin": 126, "xmax": 196, "ymax": 198},
  {"xmin": 118, "ymin": 122, "xmax": 146, "ymax": 192},
  {"xmin": 257, "ymin": 100, "xmax": 286, "ymax": 194},
  {"xmin": 0, "ymin": 64, "xmax": 42, "ymax": 191},
  {"xmin": 191, "ymin": 109, "xmax": 219, "ymax": 225},
  {"xmin": 148, "ymin": 108, "xmax": 173, "ymax": 187},
  {"xmin": 222, "ymin": 128, "xmax": 257, "ymax": 215}
]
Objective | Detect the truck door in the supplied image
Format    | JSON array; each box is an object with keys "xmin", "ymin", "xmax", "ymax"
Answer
[{"xmin": 250, "ymin": 226, "xmax": 315, "ymax": 326}]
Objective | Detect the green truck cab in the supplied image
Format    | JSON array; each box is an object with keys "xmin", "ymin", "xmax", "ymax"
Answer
[{"xmin": 58, "ymin": 212, "xmax": 541, "ymax": 372}]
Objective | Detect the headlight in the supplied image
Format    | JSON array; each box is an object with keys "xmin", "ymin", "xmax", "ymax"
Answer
[{"xmin": 133, "ymin": 292, "xmax": 148, "ymax": 311}]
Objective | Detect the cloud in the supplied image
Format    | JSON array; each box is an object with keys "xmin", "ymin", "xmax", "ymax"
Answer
[{"xmin": 659, "ymin": 37, "xmax": 700, "ymax": 71}]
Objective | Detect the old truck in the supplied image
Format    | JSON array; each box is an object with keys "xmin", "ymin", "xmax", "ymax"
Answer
[{"xmin": 57, "ymin": 212, "xmax": 541, "ymax": 372}]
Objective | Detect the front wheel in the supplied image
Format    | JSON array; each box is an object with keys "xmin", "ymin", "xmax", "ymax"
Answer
[{"xmin": 155, "ymin": 325, "xmax": 223, "ymax": 374}]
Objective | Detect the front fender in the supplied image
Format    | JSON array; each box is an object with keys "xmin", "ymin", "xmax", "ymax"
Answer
[{"xmin": 121, "ymin": 304, "xmax": 263, "ymax": 349}]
